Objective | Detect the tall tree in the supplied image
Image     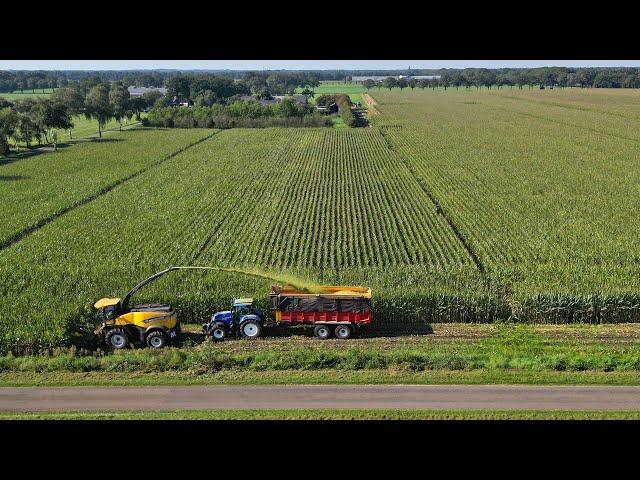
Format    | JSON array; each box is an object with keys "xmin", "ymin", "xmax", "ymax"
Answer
[
  {"xmin": 51, "ymin": 86, "xmax": 84, "ymax": 139},
  {"xmin": 363, "ymin": 79, "xmax": 376, "ymax": 91},
  {"xmin": 84, "ymin": 84, "xmax": 112, "ymax": 138},
  {"xmin": 0, "ymin": 106, "xmax": 18, "ymax": 156},
  {"xmin": 383, "ymin": 77, "xmax": 397, "ymax": 91},
  {"xmin": 14, "ymin": 98, "xmax": 46, "ymax": 145},
  {"xmin": 108, "ymin": 83, "xmax": 131, "ymax": 131},
  {"xmin": 16, "ymin": 111, "xmax": 36, "ymax": 148},
  {"xmin": 165, "ymin": 76, "xmax": 190, "ymax": 100},
  {"xmin": 43, "ymin": 100, "xmax": 72, "ymax": 142},
  {"xmin": 440, "ymin": 72, "xmax": 451, "ymax": 90}
]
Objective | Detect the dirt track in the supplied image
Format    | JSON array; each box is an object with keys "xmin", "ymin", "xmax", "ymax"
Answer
[
  {"xmin": 3, "ymin": 385, "xmax": 640, "ymax": 412},
  {"xmin": 362, "ymin": 93, "xmax": 378, "ymax": 106}
]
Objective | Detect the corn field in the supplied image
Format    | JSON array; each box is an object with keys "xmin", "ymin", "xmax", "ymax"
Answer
[{"xmin": 1, "ymin": 88, "xmax": 640, "ymax": 353}]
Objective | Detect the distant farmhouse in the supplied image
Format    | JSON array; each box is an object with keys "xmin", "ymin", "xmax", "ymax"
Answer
[
  {"xmin": 127, "ymin": 86, "xmax": 168, "ymax": 97},
  {"xmin": 316, "ymin": 102, "xmax": 338, "ymax": 114},
  {"xmin": 351, "ymin": 75, "xmax": 441, "ymax": 82},
  {"xmin": 168, "ymin": 96, "xmax": 189, "ymax": 107},
  {"xmin": 275, "ymin": 94, "xmax": 308, "ymax": 105}
]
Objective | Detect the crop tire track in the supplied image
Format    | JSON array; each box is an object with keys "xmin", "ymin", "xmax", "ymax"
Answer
[
  {"xmin": 377, "ymin": 127, "xmax": 487, "ymax": 281},
  {"xmin": 0, "ymin": 131, "xmax": 218, "ymax": 253}
]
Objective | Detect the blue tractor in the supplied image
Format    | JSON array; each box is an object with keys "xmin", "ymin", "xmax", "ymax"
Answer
[{"xmin": 202, "ymin": 298, "xmax": 265, "ymax": 340}]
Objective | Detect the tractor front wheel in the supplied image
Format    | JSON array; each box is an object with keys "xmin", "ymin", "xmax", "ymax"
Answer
[
  {"xmin": 313, "ymin": 325, "xmax": 332, "ymax": 339},
  {"xmin": 105, "ymin": 328, "xmax": 130, "ymax": 349},
  {"xmin": 211, "ymin": 322, "xmax": 228, "ymax": 341},
  {"xmin": 240, "ymin": 320, "xmax": 262, "ymax": 339},
  {"xmin": 146, "ymin": 331, "xmax": 167, "ymax": 349}
]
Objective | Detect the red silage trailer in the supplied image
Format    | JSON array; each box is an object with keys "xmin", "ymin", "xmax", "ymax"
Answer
[{"xmin": 269, "ymin": 285, "xmax": 372, "ymax": 339}]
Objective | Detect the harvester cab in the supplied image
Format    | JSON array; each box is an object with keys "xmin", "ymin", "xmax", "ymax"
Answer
[
  {"xmin": 93, "ymin": 267, "xmax": 190, "ymax": 350},
  {"xmin": 203, "ymin": 298, "xmax": 265, "ymax": 341}
]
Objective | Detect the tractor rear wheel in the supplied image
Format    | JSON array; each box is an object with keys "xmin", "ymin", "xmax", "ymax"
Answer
[
  {"xmin": 313, "ymin": 325, "xmax": 331, "ymax": 339},
  {"xmin": 105, "ymin": 328, "xmax": 130, "ymax": 349},
  {"xmin": 335, "ymin": 325, "xmax": 352, "ymax": 339},
  {"xmin": 146, "ymin": 331, "xmax": 167, "ymax": 349},
  {"xmin": 211, "ymin": 322, "xmax": 228, "ymax": 341},
  {"xmin": 240, "ymin": 319, "xmax": 262, "ymax": 339}
]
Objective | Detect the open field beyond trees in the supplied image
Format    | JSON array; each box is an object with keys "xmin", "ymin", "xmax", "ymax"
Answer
[
  {"xmin": 0, "ymin": 89, "xmax": 55, "ymax": 101},
  {"xmin": 1, "ymin": 88, "xmax": 640, "ymax": 354},
  {"xmin": 298, "ymin": 82, "xmax": 367, "ymax": 104}
]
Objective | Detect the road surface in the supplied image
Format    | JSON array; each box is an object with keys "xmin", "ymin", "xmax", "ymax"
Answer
[{"xmin": 2, "ymin": 385, "xmax": 640, "ymax": 412}]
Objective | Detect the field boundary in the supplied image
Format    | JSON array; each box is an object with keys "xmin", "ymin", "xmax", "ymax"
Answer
[
  {"xmin": 0, "ymin": 130, "xmax": 218, "ymax": 253},
  {"xmin": 377, "ymin": 126, "xmax": 487, "ymax": 280}
]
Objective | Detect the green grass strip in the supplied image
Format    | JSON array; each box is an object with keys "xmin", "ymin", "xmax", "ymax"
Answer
[
  {"xmin": 3, "ymin": 409, "xmax": 640, "ymax": 420},
  {"xmin": 3, "ymin": 369, "xmax": 640, "ymax": 387}
]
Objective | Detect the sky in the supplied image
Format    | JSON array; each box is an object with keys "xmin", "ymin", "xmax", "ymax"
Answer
[{"xmin": 0, "ymin": 60, "xmax": 638, "ymax": 70}]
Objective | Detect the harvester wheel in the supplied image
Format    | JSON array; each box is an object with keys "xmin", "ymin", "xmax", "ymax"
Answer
[
  {"xmin": 211, "ymin": 322, "xmax": 228, "ymax": 341},
  {"xmin": 240, "ymin": 319, "xmax": 262, "ymax": 339},
  {"xmin": 105, "ymin": 328, "xmax": 130, "ymax": 349},
  {"xmin": 313, "ymin": 325, "xmax": 331, "ymax": 339},
  {"xmin": 335, "ymin": 325, "xmax": 352, "ymax": 339},
  {"xmin": 146, "ymin": 331, "xmax": 167, "ymax": 349}
]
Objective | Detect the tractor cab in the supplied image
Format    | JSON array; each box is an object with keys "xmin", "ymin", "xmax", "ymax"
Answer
[
  {"xmin": 203, "ymin": 298, "xmax": 265, "ymax": 341},
  {"xmin": 232, "ymin": 298, "xmax": 257, "ymax": 317}
]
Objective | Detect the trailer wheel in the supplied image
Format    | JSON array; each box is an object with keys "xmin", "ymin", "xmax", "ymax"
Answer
[
  {"xmin": 211, "ymin": 322, "xmax": 228, "ymax": 341},
  {"xmin": 335, "ymin": 325, "xmax": 352, "ymax": 339},
  {"xmin": 240, "ymin": 319, "xmax": 262, "ymax": 339},
  {"xmin": 105, "ymin": 328, "xmax": 130, "ymax": 349},
  {"xmin": 313, "ymin": 325, "xmax": 332, "ymax": 339}
]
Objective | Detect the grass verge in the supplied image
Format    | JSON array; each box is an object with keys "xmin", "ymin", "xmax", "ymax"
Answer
[
  {"xmin": 3, "ymin": 325, "xmax": 640, "ymax": 385},
  {"xmin": 3, "ymin": 369, "xmax": 640, "ymax": 387}
]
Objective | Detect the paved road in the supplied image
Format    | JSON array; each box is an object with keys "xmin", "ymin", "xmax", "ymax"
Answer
[{"xmin": 2, "ymin": 385, "xmax": 640, "ymax": 412}]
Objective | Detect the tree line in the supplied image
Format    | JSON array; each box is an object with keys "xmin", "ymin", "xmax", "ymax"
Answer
[
  {"xmin": 144, "ymin": 98, "xmax": 329, "ymax": 129},
  {"xmin": 163, "ymin": 72, "xmax": 321, "ymax": 105},
  {"xmin": 0, "ymin": 71, "xmax": 168, "ymax": 93},
  {"xmin": 363, "ymin": 67, "xmax": 640, "ymax": 91},
  {"xmin": 0, "ymin": 70, "xmax": 322, "ymax": 98},
  {"xmin": 0, "ymin": 82, "xmax": 159, "ymax": 156},
  {"xmin": 5, "ymin": 67, "xmax": 640, "ymax": 95}
]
